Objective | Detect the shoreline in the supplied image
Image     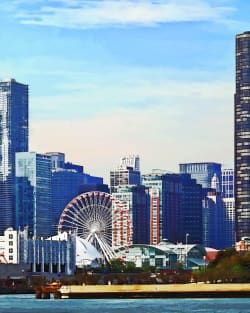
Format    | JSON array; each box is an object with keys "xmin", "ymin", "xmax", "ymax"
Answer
[
  {"xmin": 59, "ymin": 283, "xmax": 250, "ymax": 299},
  {"xmin": 0, "ymin": 288, "xmax": 33, "ymax": 295},
  {"xmin": 2, "ymin": 283, "xmax": 250, "ymax": 299}
]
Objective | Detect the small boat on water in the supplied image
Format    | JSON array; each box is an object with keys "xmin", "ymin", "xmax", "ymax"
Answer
[{"xmin": 34, "ymin": 281, "xmax": 61, "ymax": 299}]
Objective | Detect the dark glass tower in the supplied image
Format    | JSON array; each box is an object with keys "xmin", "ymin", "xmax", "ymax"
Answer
[
  {"xmin": 235, "ymin": 32, "xmax": 250, "ymax": 240},
  {"xmin": 0, "ymin": 79, "xmax": 28, "ymax": 234},
  {"xmin": 179, "ymin": 162, "xmax": 222, "ymax": 190},
  {"xmin": 142, "ymin": 171, "xmax": 202, "ymax": 244}
]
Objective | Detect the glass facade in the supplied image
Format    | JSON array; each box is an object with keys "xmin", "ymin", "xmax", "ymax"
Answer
[
  {"xmin": 115, "ymin": 244, "xmax": 177, "ymax": 269},
  {"xmin": 221, "ymin": 169, "xmax": 235, "ymax": 247},
  {"xmin": 112, "ymin": 185, "xmax": 150, "ymax": 244},
  {"xmin": 15, "ymin": 152, "xmax": 52, "ymax": 238},
  {"xmin": 179, "ymin": 162, "xmax": 222, "ymax": 191},
  {"xmin": 0, "ymin": 79, "xmax": 28, "ymax": 234},
  {"xmin": 142, "ymin": 171, "xmax": 202, "ymax": 244},
  {"xmin": 223, "ymin": 198, "xmax": 235, "ymax": 248},
  {"xmin": 51, "ymin": 169, "xmax": 88, "ymax": 232},
  {"xmin": 45, "ymin": 152, "xmax": 104, "ymax": 232},
  {"xmin": 202, "ymin": 191, "xmax": 225, "ymax": 249},
  {"xmin": 235, "ymin": 31, "xmax": 250, "ymax": 240},
  {"xmin": 18, "ymin": 229, "xmax": 76, "ymax": 275},
  {"xmin": 180, "ymin": 174, "xmax": 203, "ymax": 245},
  {"xmin": 222, "ymin": 168, "xmax": 234, "ymax": 198}
]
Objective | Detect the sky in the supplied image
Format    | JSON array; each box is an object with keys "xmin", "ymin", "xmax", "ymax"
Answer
[{"xmin": 0, "ymin": 0, "xmax": 249, "ymax": 183}]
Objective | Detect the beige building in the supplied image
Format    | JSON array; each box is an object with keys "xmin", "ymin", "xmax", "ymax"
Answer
[{"xmin": 0, "ymin": 228, "xmax": 19, "ymax": 264}]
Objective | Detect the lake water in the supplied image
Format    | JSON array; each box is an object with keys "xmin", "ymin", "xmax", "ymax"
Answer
[{"xmin": 0, "ymin": 294, "xmax": 250, "ymax": 313}]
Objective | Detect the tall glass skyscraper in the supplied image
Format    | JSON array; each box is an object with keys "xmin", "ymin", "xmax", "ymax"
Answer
[
  {"xmin": 15, "ymin": 152, "xmax": 52, "ymax": 238},
  {"xmin": 179, "ymin": 162, "xmax": 222, "ymax": 190},
  {"xmin": 142, "ymin": 171, "xmax": 202, "ymax": 244},
  {"xmin": 45, "ymin": 152, "xmax": 104, "ymax": 232},
  {"xmin": 0, "ymin": 79, "xmax": 28, "ymax": 234},
  {"xmin": 235, "ymin": 31, "xmax": 250, "ymax": 240}
]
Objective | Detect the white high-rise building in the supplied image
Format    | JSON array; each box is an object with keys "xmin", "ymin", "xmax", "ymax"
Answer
[
  {"xmin": 110, "ymin": 155, "xmax": 141, "ymax": 193},
  {"xmin": 119, "ymin": 155, "xmax": 140, "ymax": 171},
  {"xmin": 0, "ymin": 228, "xmax": 19, "ymax": 264}
]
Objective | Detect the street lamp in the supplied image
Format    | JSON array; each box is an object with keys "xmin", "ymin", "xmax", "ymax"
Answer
[
  {"xmin": 185, "ymin": 233, "xmax": 189, "ymax": 269},
  {"xmin": 203, "ymin": 256, "xmax": 207, "ymax": 270}
]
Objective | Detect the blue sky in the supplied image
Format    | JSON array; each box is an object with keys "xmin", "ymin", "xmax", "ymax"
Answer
[{"xmin": 0, "ymin": 0, "xmax": 249, "ymax": 182}]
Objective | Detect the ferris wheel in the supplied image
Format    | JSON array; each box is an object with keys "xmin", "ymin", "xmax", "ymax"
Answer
[{"xmin": 58, "ymin": 191, "xmax": 116, "ymax": 262}]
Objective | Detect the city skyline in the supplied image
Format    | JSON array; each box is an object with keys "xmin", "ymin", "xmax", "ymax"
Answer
[{"xmin": 0, "ymin": 1, "xmax": 249, "ymax": 183}]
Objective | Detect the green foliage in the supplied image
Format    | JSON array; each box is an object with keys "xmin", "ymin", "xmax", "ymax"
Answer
[
  {"xmin": 124, "ymin": 261, "xmax": 137, "ymax": 273},
  {"xmin": 193, "ymin": 249, "xmax": 250, "ymax": 283},
  {"xmin": 108, "ymin": 258, "xmax": 126, "ymax": 273},
  {"xmin": 141, "ymin": 264, "xmax": 155, "ymax": 273},
  {"xmin": 95, "ymin": 259, "xmax": 156, "ymax": 274},
  {"xmin": 208, "ymin": 248, "xmax": 237, "ymax": 269}
]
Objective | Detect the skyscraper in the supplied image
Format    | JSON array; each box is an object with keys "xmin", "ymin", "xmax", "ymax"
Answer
[
  {"xmin": 222, "ymin": 168, "xmax": 235, "ymax": 247},
  {"xmin": 112, "ymin": 185, "xmax": 150, "ymax": 244},
  {"xmin": 15, "ymin": 152, "xmax": 52, "ymax": 238},
  {"xmin": 179, "ymin": 162, "xmax": 222, "ymax": 190},
  {"xmin": 120, "ymin": 155, "xmax": 140, "ymax": 171},
  {"xmin": 110, "ymin": 155, "xmax": 141, "ymax": 193},
  {"xmin": 0, "ymin": 79, "xmax": 28, "ymax": 234},
  {"xmin": 45, "ymin": 152, "xmax": 104, "ymax": 232},
  {"xmin": 222, "ymin": 169, "xmax": 234, "ymax": 198},
  {"xmin": 142, "ymin": 170, "xmax": 202, "ymax": 244},
  {"xmin": 235, "ymin": 31, "xmax": 250, "ymax": 240}
]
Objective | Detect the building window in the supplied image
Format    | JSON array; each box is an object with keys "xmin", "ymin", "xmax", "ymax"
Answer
[
  {"xmin": 9, "ymin": 248, "xmax": 13, "ymax": 253},
  {"xmin": 9, "ymin": 234, "xmax": 13, "ymax": 239},
  {"xmin": 9, "ymin": 255, "xmax": 13, "ymax": 261},
  {"xmin": 9, "ymin": 241, "xmax": 13, "ymax": 246}
]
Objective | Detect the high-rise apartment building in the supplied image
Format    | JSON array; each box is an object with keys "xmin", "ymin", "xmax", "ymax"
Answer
[
  {"xmin": 235, "ymin": 31, "xmax": 250, "ymax": 240},
  {"xmin": 142, "ymin": 171, "xmax": 202, "ymax": 244},
  {"xmin": 222, "ymin": 169, "xmax": 234, "ymax": 198},
  {"xmin": 223, "ymin": 197, "xmax": 235, "ymax": 247},
  {"xmin": 0, "ymin": 79, "xmax": 28, "ymax": 234},
  {"xmin": 112, "ymin": 185, "xmax": 150, "ymax": 244},
  {"xmin": 222, "ymin": 168, "xmax": 235, "ymax": 247},
  {"xmin": 110, "ymin": 155, "xmax": 141, "ymax": 193},
  {"xmin": 120, "ymin": 155, "xmax": 140, "ymax": 171},
  {"xmin": 15, "ymin": 152, "xmax": 52, "ymax": 238}
]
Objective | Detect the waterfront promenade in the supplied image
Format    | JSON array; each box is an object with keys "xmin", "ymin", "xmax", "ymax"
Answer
[{"xmin": 59, "ymin": 283, "xmax": 250, "ymax": 299}]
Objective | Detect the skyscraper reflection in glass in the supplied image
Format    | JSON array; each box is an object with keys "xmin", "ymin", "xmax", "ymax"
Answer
[{"xmin": 0, "ymin": 79, "xmax": 28, "ymax": 234}]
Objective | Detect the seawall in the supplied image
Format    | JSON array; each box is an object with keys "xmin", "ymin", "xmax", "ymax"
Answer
[{"xmin": 59, "ymin": 283, "xmax": 250, "ymax": 299}]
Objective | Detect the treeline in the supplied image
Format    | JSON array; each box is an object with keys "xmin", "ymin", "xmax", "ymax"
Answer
[{"xmin": 193, "ymin": 248, "xmax": 250, "ymax": 283}]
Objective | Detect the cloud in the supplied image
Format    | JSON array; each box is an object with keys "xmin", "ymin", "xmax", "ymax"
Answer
[
  {"xmin": 8, "ymin": 0, "xmax": 234, "ymax": 28},
  {"xmin": 30, "ymin": 73, "xmax": 233, "ymax": 120},
  {"xmin": 29, "ymin": 79, "xmax": 234, "ymax": 183}
]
